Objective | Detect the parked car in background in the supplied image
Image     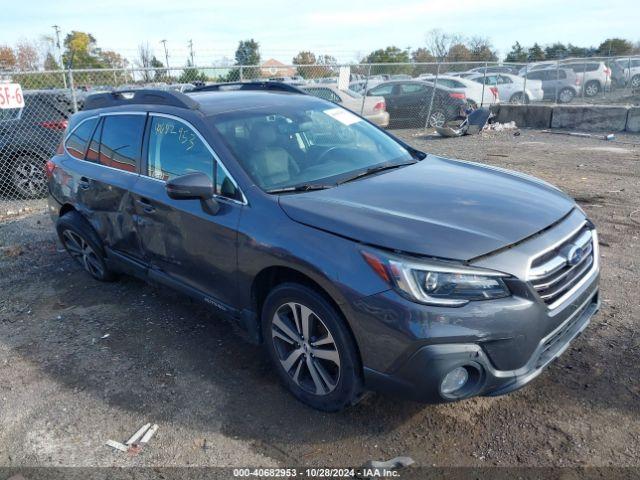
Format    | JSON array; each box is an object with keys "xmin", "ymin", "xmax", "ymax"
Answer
[
  {"xmin": 366, "ymin": 80, "xmax": 469, "ymax": 127},
  {"xmin": 167, "ymin": 83, "xmax": 197, "ymax": 93},
  {"xmin": 349, "ymin": 78, "xmax": 383, "ymax": 94},
  {"xmin": 1, "ymin": 90, "xmax": 75, "ymax": 198},
  {"xmin": 389, "ymin": 74, "xmax": 412, "ymax": 80},
  {"xmin": 614, "ymin": 57, "xmax": 640, "ymax": 89},
  {"xmin": 419, "ymin": 75, "xmax": 499, "ymax": 106},
  {"xmin": 467, "ymin": 73, "xmax": 543, "ymax": 103},
  {"xmin": 301, "ymin": 85, "xmax": 389, "ymax": 127},
  {"xmin": 517, "ymin": 62, "xmax": 556, "ymax": 76},
  {"xmin": 561, "ymin": 61, "xmax": 611, "ymax": 97},
  {"xmin": 469, "ymin": 65, "xmax": 521, "ymax": 75},
  {"xmin": 523, "ymin": 68, "xmax": 581, "ymax": 103}
]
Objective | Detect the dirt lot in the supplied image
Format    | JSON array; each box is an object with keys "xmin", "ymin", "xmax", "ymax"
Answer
[{"xmin": 0, "ymin": 129, "xmax": 638, "ymax": 471}]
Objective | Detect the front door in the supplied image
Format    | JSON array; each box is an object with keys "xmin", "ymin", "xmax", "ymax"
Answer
[{"xmin": 131, "ymin": 113, "xmax": 244, "ymax": 309}]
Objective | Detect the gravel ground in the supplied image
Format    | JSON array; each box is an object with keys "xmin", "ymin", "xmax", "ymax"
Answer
[{"xmin": 0, "ymin": 129, "xmax": 638, "ymax": 472}]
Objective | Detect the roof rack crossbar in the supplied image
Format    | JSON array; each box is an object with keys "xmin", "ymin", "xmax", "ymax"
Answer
[
  {"xmin": 83, "ymin": 89, "xmax": 199, "ymax": 111},
  {"xmin": 192, "ymin": 81, "xmax": 306, "ymax": 95}
]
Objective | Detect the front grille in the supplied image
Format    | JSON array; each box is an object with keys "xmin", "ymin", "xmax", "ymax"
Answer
[{"xmin": 529, "ymin": 226, "xmax": 595, "ymax": 307}]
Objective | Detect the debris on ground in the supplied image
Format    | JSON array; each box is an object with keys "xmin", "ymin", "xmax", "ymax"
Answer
[
  {"xmin": 435, "ymin": 108, "xmax": 494, "ymax": 138},
  {"xmin": 485, "ymin": 121, "xmax": 518, "ymax": 132},
  {"xmin": 541, "ymin": 129, "xmax": 615, "ymax": 141},
  {"xmin": 106, "ymin": 423, "xmax": 159, "ymax": 455}
]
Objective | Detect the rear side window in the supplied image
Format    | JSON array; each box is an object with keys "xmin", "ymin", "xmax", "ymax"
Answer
[
  {"xmin": 65, "ymin": 117, "xmax": 98, "ymax": 160},
  {"xmin": 97, "ymin": 115, "xmax": 145, "ymax": 172},
  {"xmin": 147, "ymin": 116, "xmax": 213, "ymax": 181},
  {"xmin": 399, "ymin": 83, "xmax": 425, "ymax": 94},
  {"xmin": 305, "ymin": 88, "xmax": 341, "ymax": 103},
  {"xmin": 369, "ymin": 84, "xmax": 393, "ymax": 96}
]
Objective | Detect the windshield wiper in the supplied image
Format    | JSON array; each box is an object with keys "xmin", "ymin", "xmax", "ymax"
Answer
[
  {"xmin": 337, "ymin": 161, "xmax": 416, "ymax": 185},
  {"xmin": 266, "ymin": 183, "xmax": 333, "ymax": 194}
]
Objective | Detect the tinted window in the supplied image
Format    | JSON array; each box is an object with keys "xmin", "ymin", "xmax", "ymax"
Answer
[
  {"xmin": 305, "ymin": 88, "xmax": 341, "ymax": 103},
  {"xmin": 369, "ymin": 84, "xmax": 393, "ymax": 96},
  {"xmin": 215, "ymin": 162, "xmax": 242, "ymax": 201},
  {"xmin": 98, "ymin": 115, "xmax": 145, "ymax": 172},
  {"xmin": 399, "ymin": 83, "xmax": 425, "ymax": 94},
  {"xmin": 147, "ymin": 116, "xmax": 213, "ymax": 181},
  {"xmin": 65, "ymin": 117, "xmax": 98, "ymax": 160},
  {"xmin": 526, "ymin": 71, "xmax": 544, "ymax": 80},
  {"xmin": 86, "ymin": 118, "xmax": 102, "ymax": 163},
  {"xmin": 497, "ymin": 75, "xmax": 512, "ymax": 84}
]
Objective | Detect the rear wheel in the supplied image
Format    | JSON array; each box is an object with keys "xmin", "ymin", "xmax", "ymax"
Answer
[
  {"xmin": 631, "ymin": 75, "xmax": 640, "ymax": 89},
  {"xmin": 427, "ymin": 109, "xmax": 447, "ymax": 128},
  {"xmin": 558, "ymin": 88, "xmax": 575, "ymax": 103},
  {"xmin": 584, "ymin": 81, "xmax": 600, "ymax": 97},
  {"xmin": 11, "ymin": 155, "xmax": 47, "ymax": 198},
  {"xmin": 56, "ymin": 211, "xmax": 116, "ymax": 282},
  {"xmin": 262, "ymin": 283, "xmax": 362, "ymax": 412},
  {"xmin": 509, "ymin": 92, "xmax": 528, "ymax": 104}
]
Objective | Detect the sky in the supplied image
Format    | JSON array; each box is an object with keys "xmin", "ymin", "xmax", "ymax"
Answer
[{"xmin": 2, "ymin": 0, "xmax": 638, "ymax": 66}]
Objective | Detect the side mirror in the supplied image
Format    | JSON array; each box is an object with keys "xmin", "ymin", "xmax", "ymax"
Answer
[
  {"xmin": 166, "ymin": 172, "xmax": 219, "ymax": 215},
  {"xmin": 166, "ymin": 172, "xmax": 213, "ymax": 200}
]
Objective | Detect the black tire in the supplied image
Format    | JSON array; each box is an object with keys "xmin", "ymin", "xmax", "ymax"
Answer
[
  {"xmin": 56, "ymin": 211, "xmax": 116, "ymax": 282},
  {"xmin": 509, "ymin": 92, "xmax": 528, "ymax": 104},
  {"xmin": 11, "ymin": 155, "xmax": 47, "ymax": 199},
  {"xmin": 261, "ymin": 282, "xmax": 363, "ymax": 412},
  {"xmin": 584, "ymin": 81, "xmax": 600, "ymax": 97},
  {"xmin": 426, "ymin": 109, "xmax": 447, "ymax": 128},
  {"xmin": 558, "ymin": 87, "xmax": 575, "ymax": 104}
]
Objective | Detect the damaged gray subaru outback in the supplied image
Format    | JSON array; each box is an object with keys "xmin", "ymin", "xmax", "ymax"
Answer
[{"xmin": 47, "ymin": 84, "xmax": 599, "ymax": 411}]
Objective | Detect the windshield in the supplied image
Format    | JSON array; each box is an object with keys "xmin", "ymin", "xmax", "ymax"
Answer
[{"xmin": 210, "ymin": 101, "xmax": 412, "ymax": 191}]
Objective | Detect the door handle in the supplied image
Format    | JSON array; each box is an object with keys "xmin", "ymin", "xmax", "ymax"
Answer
[
  {"xmin": 137, "ymin": 197, "xmax": 156, "ymax": 214},
  {"xmin": 79, "ymin": 176, "xmax": 91, "ymax": 190}
]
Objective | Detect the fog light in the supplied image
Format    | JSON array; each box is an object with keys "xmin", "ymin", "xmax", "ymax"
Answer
[{"xmin": 441, "ymin": 367, "xmax": 469, "ymax": 395}]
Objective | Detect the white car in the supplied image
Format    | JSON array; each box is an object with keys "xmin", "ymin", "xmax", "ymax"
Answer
[
  {"xmin": 418, "ymin": 74, "xmax": 499, "ymax": 106},
  {"xmin": 615, "ymin": 57, "xmax": 640, "ymax": 89},
  {"xmin": 467, "ymin": 73, "xmax": 543, "ymax": 103},
  {"xmin": 301, "ymin": 85, "xmax": 390, "ymax": 127}
]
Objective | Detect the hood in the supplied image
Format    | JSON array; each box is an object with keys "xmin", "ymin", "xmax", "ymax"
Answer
[{"xmin": 279, "ymin": 155, "xmax": 575, "ymax": 261}]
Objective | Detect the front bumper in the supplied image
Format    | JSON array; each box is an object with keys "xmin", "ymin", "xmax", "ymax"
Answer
[{"xmin": 363, "ymin": 288, "xmax": 599, "ymax": 403}]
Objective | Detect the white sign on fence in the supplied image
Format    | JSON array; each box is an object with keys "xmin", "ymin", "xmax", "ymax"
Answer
[
  {"xmin": 338, "ymin": 66, "xmax": 350, "ymax": 91},
  {"xmin": 0, "ymin": 83, "xmax": 24, "ymax": 109}
]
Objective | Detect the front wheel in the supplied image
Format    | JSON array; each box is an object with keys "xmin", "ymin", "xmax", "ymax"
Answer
[{"xmin": 262, "ymin": 283, "xmax": 363, "ymax": 412}]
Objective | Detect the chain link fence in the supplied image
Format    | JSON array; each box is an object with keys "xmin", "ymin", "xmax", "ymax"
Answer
[{"xmin": 1, "ymin": 55, "xmax": 639, "ymax": 221}]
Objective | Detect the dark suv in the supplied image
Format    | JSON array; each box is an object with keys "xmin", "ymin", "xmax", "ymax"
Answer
[
  {"xmin": 47, "ymin": 86, "xmax": 600, "ymax": 411},
  {"xmin": 1, "ymin": 90, "xmax": 76, "ymax": 198}
]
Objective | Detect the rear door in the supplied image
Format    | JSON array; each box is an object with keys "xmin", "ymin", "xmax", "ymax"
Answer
[
  {"xmin": 130, "ymin": 113, "xmax": 244, "ymax": 309},
  {"xmin": 73, "ymin": 113, "xmax": 147, "ymax": 261},
  {"xmin": 394, "ymin": 83, "xmax": 428, "ymax": 122}
]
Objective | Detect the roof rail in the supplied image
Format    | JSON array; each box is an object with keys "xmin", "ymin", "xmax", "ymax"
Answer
[
  {"xmin": 83, "ymin": 89, "xmax": 199, "ymax": 111},
  {"xmin": 192, "ymin": 81, "xmax": 306, "ymax": 95}
]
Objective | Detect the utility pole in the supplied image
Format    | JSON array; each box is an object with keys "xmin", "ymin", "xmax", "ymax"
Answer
[
  {"xmin": 52, "ymin": 25, "xmax": 67, "ymax": 87},
  {"xmin": 188, "ymin": 39, "xmax": 195, "ymax": 66},
  {"xmin": 160, "ymin": 39, "xmax": 170, "ymax": 70}
]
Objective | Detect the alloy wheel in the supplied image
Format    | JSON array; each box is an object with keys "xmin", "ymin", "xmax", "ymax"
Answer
[
  {"xmin": 62, "ymin": 229, "xmax": 104, "ymax": 278},
  {"xmin": 428, "ymin": 110, "xmax": 446, "ymax": 128},
  {"xmin": 12, "ymin": 157, "xmax": 46, "ymax": 198},
  {"xmin": 271, "ymin": 302, "xmax": 341, "ymax": 395},
  {"xmin": 558, "ymin": 89, "xmax": 574, "ymax": 103},
  {"xmin": 585, "ymin": 83, "xmax": 599, "ymax": 97},
  {"xmin": 631, "ymin": 76, "xmax": 640, "ymax": 88}
]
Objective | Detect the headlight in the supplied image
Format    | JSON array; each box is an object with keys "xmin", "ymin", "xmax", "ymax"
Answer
[{"xmin": 362, "ymin": 251, "xmax": 510, "ymax": 307}]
